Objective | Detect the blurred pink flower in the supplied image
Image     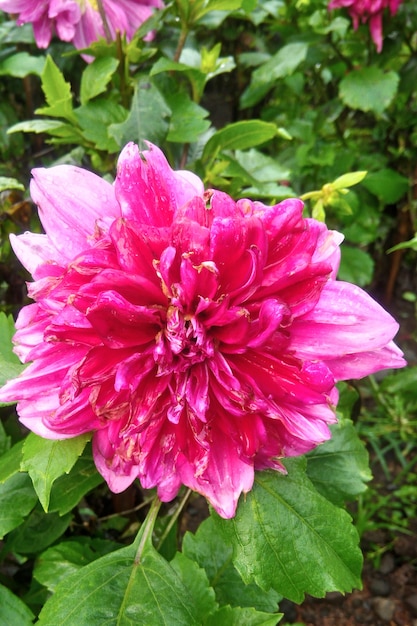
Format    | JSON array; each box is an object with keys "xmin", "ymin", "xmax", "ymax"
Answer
[
  {"xmin": 0, "ymin": 143, "xmax": 405, "ymax": 518},
  {"xmin": 328, "ymin": 0, "xmax": 402, "ymax": 52},
  {"xmin": 0, "ymin": 0, "xmax": 162, "ymax": 51}
]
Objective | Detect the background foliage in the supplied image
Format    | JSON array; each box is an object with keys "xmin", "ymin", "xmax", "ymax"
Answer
[{"xmin": 0, "ymin": 0, "xmax": 416, "ymax": 623}]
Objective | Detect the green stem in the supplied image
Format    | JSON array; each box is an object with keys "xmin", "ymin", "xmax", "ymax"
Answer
[
  {"xmin": 134, "ymin": 496, "xmax": 162, "ymax": 565},
  {"xmin": 115, "ymin": 32, "xmax": 131, "ymax": 109},
  {"xmin": 173, "ymin": 28, "xmax": 188, "ymax": 62},
  {"xmin": 156, "ymin": 489, "xmax": 192, "ymax": 551},
  {"xmin": 96, "ymin": 0, "xmax": 113, "ymax": 44}
]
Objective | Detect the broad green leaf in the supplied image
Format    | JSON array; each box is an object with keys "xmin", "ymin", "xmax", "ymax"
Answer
[
  {"xmin": 243, "ymin": 183, "xmax": 296, "ymax": 200},
  {"xmin": 5, "ymin": 507, "xmax": 72, "ymax": 554},
  {"xmin": 338, "ymin": 246, "xmax": 374, "ymax": 287},
  {"xmin": 339, "ymin": 67, "xmax": 399, "ymax": 115},
  {"xmin": 38, "ymin": 522, "xmax": 215, "ymax": 625},
  {"xmin": 170, "ymin": 553, "xmax": 217, "ymax": 616},
  {"xmin": 34, "ymin": 538, "xmax": 122, "ymax": 592},
  {"xmin": 109, "ymin": 78, "xmax": 170, "ymax": 148},
  {"xmin": 48, "ymin": 454, "xmax": 104, "ymax": 515},
  {"xmin": 21, "ymin": 433, "xmax": 90, "ymax": 511},
  {"xmin": 241, "ymin": 42, "xmax": 308, "ymax": 108},
  {"xmin": 0, "ymin": 440, "xmax": 25, "ymax": 483},
  {"xmin": 0, "ymin": 473, "xmax": 38, "ymax": 539},
  {"xmin": 0, "ymin": 313, "xmax": 26, "ymax": 389},
  {"xmin": 0, "ymin": 51, "xmax": 45, "ymax": 77},
  {"xmin": 183, "ymin": 516, "xmax": 281, "ymax": 611},
  {"xmin": 0, "ymin": 176, "xmax": 24, "ymax": 191},
  {"xmin": 231, "ymin": 149, "xmax": 290, "ymax": 182},
  {"xmin": 307, "ymin": 416, "xmax": 371, "ymax": 506},
  {"xmin": 0, "ymin": 19, "xmax": 34, "ymax": 44},
  {"xmin": 0, "ymin": 583, "xmax": 35, "ymax": 625},
  {"xmin": 166, "ymin": 92, "xmax": 210, "ymax": 143},
  {"xmin": 75, "ymin": 100, "xmax": 127, "ymax": 151},
  {"xmin": 37, "ymin": 55, "xmax": 76, "ymax": 123},
  {"xmin": 202, "ymin": 120, "xmax": 277, "ymax": 163},
  {"xmin": 213, "ymin": 458, "xmax": 363, "ymax": 603},
  {"xmin": 206, "ymin": 605, "xmax": 281, "ymax": 626},
  {"xmin": 80, "ymin": 56, "xmax": 119, "ymax": 105},
  {"xmin": 361, "ymin": 168, "xmax": 409, "ymax": 204}
]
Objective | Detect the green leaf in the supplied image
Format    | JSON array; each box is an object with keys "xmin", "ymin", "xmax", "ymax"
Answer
[
  {"xmin": 0, "ymin": 421, "xmax": 10, "ymax": 456},
  {"xmin": 21, "ymin": 433, "xmax": 90, "ymax": 511},
  {"xmin": 150, "ymin": 57, "xmax": 207, "ymax": 102},
  {"xmin": 0, "ymin": 440, "xmax": 24, "ymax": 483},
  {"xmin": 37, "ymin": 55, "xmax": 76, "ymax": 123},
  {"xmin": 213, "ymin": 458, "xmax": 363, "ymax": 603},
  {"xmin": 183, "ymin": 516, "xmax": 281, "ymax": 611},
  {"xmin": 361, "ymin": 168, "xmax": 409, "ymax": 204},
  {"xmin": 194, "ymin": 0, "xmax": 243, "ymax": 20},
  {"xmin": 388, "ymin": 234, "xmax": 417, "ymax": 253},
  {"xmin": 332, "ymin": 171, "xmax": 367, "ymax": 190},
  {"xmin": 6, "ymin": 507, "xmax": 72, "ymax": 554},
  {"xmin": 48, "ymin": 453, "xmax": 104, "ymax": 515},
  {"xmin": 170, "ymin": 553, "xmax": 217, "ymax": 616},
  {"xmin": 0, "ymin": 313, "xmax": 26, "ymax": 390},
  {"xmin": 338, "ymin": 246, "xmax": 375, "ymax": 287},
  {"xmin": 202, "ymin": 120, "xmax": 277, "ymax": 164},
  {"xmin": 38, "ymin": 525, "xmax": 215, "ymax": 625},
  {"xmin": 7, "ymin": 119, "xmax": 78, "ymax": 137},
  {"xmin": 80, "ymin": 57, "xmax": 119, "ymax": 105},
  {"xmin": 0, "ymin": 51, "xmax": 45, "ymax": 77},
  {"xmin": 0, "ymin": 473, "xmax": 37, "ymax": 539},
  {"xmin": 380, "ymin": 365, "xmax": 417, "ymax": 396},
  {"xmin": 34, "ymin": 538, "xmax": 122, "ymax": 592},
  {"xmin": 339, "ymin": 67, "xmax": 399, "ymax": 115},
  {"xmin": 307, "ymin": 416, "xmax": 371, "ymax": 506},
  {"xmin": 0, "ymin": 583, "xmax": 35, "ymax": 625},
  {"xmin": 75, "ymin": 100, "xmax": 127, "ymax": 151},
  {"xmin": 109, "ymin": 78, "xmax": 170, "ymax": 148},
  {"xmin": 242, "ymin": 183, "xmax": 296, "ymax": 201},
  {"xmin": 232, "ymin": 149, "xmax": 290, "ymax": 182},
  {"xmin": 0, "ymin": 176, "xmax": 25, "ymax": 191},
  {"xmin": 165, "ymin": 92, "xmax": 210, "ymax": 143},
  {"xmin": 241, "ymin": 42, "xmax": 308, "ymax": 108},
  {"xmin": 206, "ymin": 605, "xmax": 281, "ymax": 626}
]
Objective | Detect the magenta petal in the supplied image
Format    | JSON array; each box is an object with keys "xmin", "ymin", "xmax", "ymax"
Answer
[
  {"xmin": 179, "ymin": 427, "xmax": 255, "ymax": 519},
  {"xmin": 115, "ymin": 142, "xmax": 204, "ymax": 227},
  {"xmin": 92, "ymin": 430, "xmax": 138, "ymax": 493}
]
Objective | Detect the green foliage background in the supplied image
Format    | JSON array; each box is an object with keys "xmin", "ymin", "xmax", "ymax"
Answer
[{"xmin": 0, "ymin": 0, "xmax": 416, "ymax": 623}]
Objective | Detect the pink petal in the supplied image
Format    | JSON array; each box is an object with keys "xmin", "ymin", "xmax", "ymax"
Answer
[
  {"xmin": 30, "ymin": 165, "xmax": 120, "ymax": 260},
  {"xmin": 290, "ymin": 281, "xmax": 406, "ymax": 377}
]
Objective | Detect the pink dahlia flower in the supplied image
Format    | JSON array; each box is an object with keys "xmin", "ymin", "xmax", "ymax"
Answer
[
  {"xmin": 328, "ymin": 0, "xmax": 402, "ymax": 52},
  {"xmin": 0, "ymin": 0, "xmax": 162, "ymax": 51},
  {"xmin": 0, "ymin": 143, "xmax": 405, "ymax": 518}
]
